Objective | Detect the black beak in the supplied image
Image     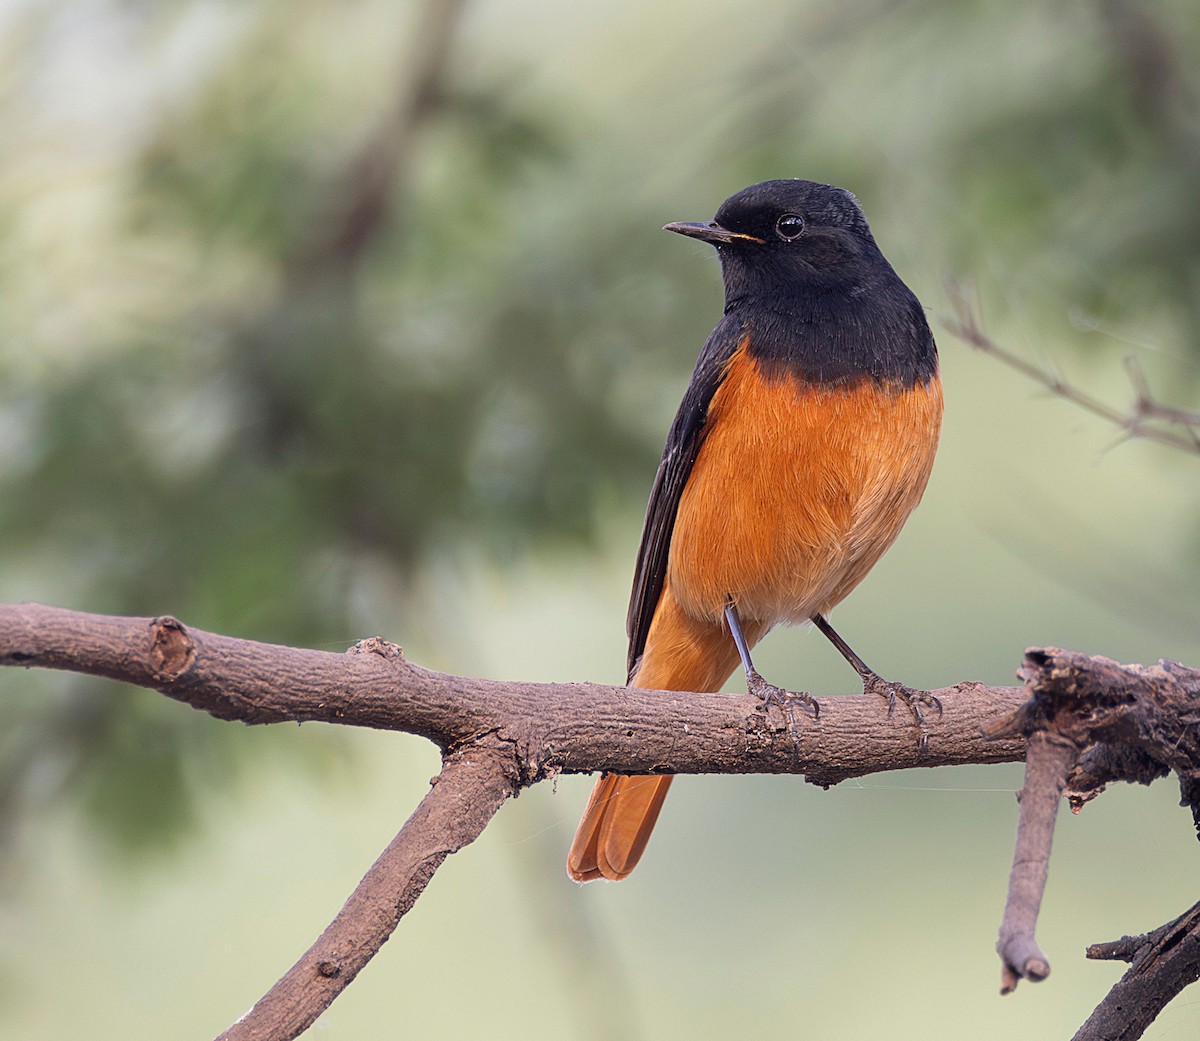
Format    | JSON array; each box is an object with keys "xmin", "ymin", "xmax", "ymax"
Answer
[{"xmin": 662, "ymin": 221, "xmax": 765, "ymax": 246}]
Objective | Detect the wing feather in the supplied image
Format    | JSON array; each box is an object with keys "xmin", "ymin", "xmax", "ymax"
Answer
[{"xmin": 625, "ymin": 317, "xmax": 747, "ymax": 681}]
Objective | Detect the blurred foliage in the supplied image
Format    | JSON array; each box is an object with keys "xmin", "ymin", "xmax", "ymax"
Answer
[{"xmin": 0, "ymin": 0, "xmax": 1198, "ymax": 862}]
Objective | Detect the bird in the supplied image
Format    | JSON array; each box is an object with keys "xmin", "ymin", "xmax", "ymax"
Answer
[{"xmin": 566, "ymin": 179, "xmax": 943, "ymax": 883}]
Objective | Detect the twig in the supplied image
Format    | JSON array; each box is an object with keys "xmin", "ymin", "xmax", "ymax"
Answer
[
  {"xmin": 216, "ymin": 746, "xmax": 515, "ymax": 1041},
  {"xmin": 996, "ymin": 731, "xmax": 1080, "ymax": 992},
  {"xmin": 991, "ymin": 645, "xmax": 1200, "ymax": 1010},
  {"xmin": 1074, "ymin": 901, "xmax": 1200, "ymax": 1041},
  {"xmin": 944, "ymin": 281, "xmax": 1200, "ymax": 456}
]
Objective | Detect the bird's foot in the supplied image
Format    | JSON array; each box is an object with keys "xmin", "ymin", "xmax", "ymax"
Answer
[
  {"xmin": 863, "ymin": 674, "xmax": 941, "ymax": 754},
  {"xmin": 747, "ymin": 669, "xmax": 819, "ymax": 720}
]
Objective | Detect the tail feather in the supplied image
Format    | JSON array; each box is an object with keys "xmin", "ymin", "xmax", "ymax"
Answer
[
  {"xmin": 567, "ymin": 584, "xmax": 759, "ymax": 883},
  {"xmin": 567, "ymin": 774, "xmax": 673, "ymax": 882},
  {"xmin": 566, "ymin": 774, "xmax": 618, "ymax": 882}
]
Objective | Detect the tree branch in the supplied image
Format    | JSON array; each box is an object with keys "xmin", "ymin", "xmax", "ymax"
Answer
[
  {"xmin": 293, "ymin": 0, "xmax": 469, "ymax": 278},
  {"xmin": 0, "ymin": 602, "xmax": 1026, "ymax": 785},
  {"xmin": 989, "ymin": 645, "xmax": 1200, "ymax": 1026},
  {"xmin": 215, "ymin": 744, "xmax": 515, "ymax": 1041},
  {"xmin": 8, "ymin": 603, "xmax": 1200, "ymax": 1041},
  {"xmin": 1075, "ymin": 901, "xmax": 1200, "ymax": 1041},
  {"xmin": 944, "ymin": 281, "xmax": 1200, "ymax": 456},
  {"xmin": 996, "ymin": 730, "xmax": 1080, "ymax": 992}
]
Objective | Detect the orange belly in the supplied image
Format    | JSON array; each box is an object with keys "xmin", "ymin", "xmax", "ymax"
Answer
[{"xmin": 667, "ymin": 343, "xmax": 943, "ymax": 627}]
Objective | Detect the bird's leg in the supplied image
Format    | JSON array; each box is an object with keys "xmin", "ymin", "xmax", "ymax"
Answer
[
  {"xmin": 724, "ymin": 602, "xmax": 818, "ymax": 719},
  {"xmin": 811, "ymin": 613, "xmax": 941, "ymax": 736}
]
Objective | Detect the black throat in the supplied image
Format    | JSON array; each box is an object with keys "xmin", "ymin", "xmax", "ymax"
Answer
[
  {"xmin": 717, "ymin": 232, "xmax": 938, "ymax": 389},
  {"xmin": 729, "ymin": 277, "xmax": 938, "ymax": 389}
]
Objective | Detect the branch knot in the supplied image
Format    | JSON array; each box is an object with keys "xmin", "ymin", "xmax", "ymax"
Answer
[{"xmin": 148, "ymin": 616, "xmax": 195, "ymax": 681}]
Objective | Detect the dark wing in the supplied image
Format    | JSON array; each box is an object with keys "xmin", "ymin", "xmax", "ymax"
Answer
[{"xmin": 626, "ymin": 315, "xmax": 747, "ymax": 681}]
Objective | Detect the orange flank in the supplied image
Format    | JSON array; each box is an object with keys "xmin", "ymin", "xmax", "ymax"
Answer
[{"xmin": 567, "ymin": 342, "xmax": 942, "ymax": 883}]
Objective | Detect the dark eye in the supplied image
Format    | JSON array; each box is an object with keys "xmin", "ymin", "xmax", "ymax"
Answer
[{"xmin": 775, "ymin": 213, "xmax": 805, "ymax": 240}]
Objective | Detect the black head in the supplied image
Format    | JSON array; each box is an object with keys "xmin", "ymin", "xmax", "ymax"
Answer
[
  {"xmin": 665, "ymin": 179, "xmax": 890, "ymax": 304},
  {"xmin": 666, "ymin": 179, "xmax": 937, "ymax": 387}
]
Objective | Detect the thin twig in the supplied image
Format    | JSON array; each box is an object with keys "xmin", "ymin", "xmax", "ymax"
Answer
[
  {"xmin": 1074, "ymin": 901, "xmax": 1200, "ymax": 1041},
  {"xmin": 944, "ymin": 281, "xmax": 1200, "ymax": 456},
  {"xmin": 996, "ymin": 731, "xmax": 1080, "ymax": 992}
]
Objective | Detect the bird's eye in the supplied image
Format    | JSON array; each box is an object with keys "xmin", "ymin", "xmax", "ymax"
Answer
[{"xmin": 775, "ymin": 213, "xmax": 805, "ymax": 240}]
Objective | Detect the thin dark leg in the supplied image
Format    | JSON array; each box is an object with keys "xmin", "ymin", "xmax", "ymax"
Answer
[
  {"xmin": 723, "ymin": 601, "xmax": 757, "ymax": 679},
  {"xmin": 811, "ymin": 613, "xmax": 878, "ymax": 685},
  {"xmin": 724, "ymin": 602, "xmax": 818, "ymax": 718},
  {"xmin": 811, "ymin": 613, "xmax": 942, "ymax": 736}
]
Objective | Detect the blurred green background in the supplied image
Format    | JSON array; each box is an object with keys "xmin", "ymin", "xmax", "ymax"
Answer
[{"xmin": 2, "ymin": 0, "xmax": 1200, "ymax": 1037}]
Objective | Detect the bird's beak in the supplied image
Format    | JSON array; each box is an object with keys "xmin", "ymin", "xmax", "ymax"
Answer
[{"xmin": 662, "ymin": 221, "xmax": 765, "ymax": 246}]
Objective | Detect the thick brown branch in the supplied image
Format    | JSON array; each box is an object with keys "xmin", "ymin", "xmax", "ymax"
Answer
[
  {"xmin": 215, "ymin": 745, "xmax": 515, "ymax": 1041},
  {"xmin": 0, "ymin": 602, "xmax": 1025, "ymax": 784}
]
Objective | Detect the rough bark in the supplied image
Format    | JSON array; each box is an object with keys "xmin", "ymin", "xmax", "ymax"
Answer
[{"xmin": 0, "ymin": 603, "xmax": 1025, "ymax": 786}]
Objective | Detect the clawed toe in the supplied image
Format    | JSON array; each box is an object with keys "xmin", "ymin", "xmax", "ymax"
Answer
[
  {"xmin": 747, "ymin": 669, "xmax": 819, "ymax": 719},
  {"xmin": 863, "ymin": 675, "xmax": 940, "ymax": 752}
]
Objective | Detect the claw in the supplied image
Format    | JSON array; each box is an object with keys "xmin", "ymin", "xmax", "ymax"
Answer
[
  {"xmin": 747, "ymin": 669, "xmax": 819, "ymax": 719},
  {"xmin": 863, "ymin": 675, "xmax": 940, "ymax": 754}
]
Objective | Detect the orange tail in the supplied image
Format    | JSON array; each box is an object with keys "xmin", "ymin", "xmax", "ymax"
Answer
[
  {"xmin": 566, "ymin": 586, "xmax": 767, "ymax": 882},
  {"xmin": 567, "ymin": 773, "xmax": 674, "ymax": 881}
]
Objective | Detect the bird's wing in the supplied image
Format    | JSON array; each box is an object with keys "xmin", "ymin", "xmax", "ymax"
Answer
[{"xmin": 626, "ymin": 316, "xmax": 746, "ymax": 681}]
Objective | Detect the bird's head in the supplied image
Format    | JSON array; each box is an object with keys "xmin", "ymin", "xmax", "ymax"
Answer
[{"xmin": 665, "ymin": 179, "xmax": 887, "ymax": 305}]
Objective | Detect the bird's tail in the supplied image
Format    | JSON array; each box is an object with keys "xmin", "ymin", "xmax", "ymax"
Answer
[
  {"xmin": 566, "ymin": 773, "xmax": 674, "ymax": 881},
  {"xmin": 566, "ymin": 592, "xmax": 761, "ymax": 882}
]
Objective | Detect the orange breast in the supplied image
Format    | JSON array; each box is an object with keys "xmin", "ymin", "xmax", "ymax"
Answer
[{"xmin": 667, "ymin": 341, "xmax": 942, "ymax": 626}]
